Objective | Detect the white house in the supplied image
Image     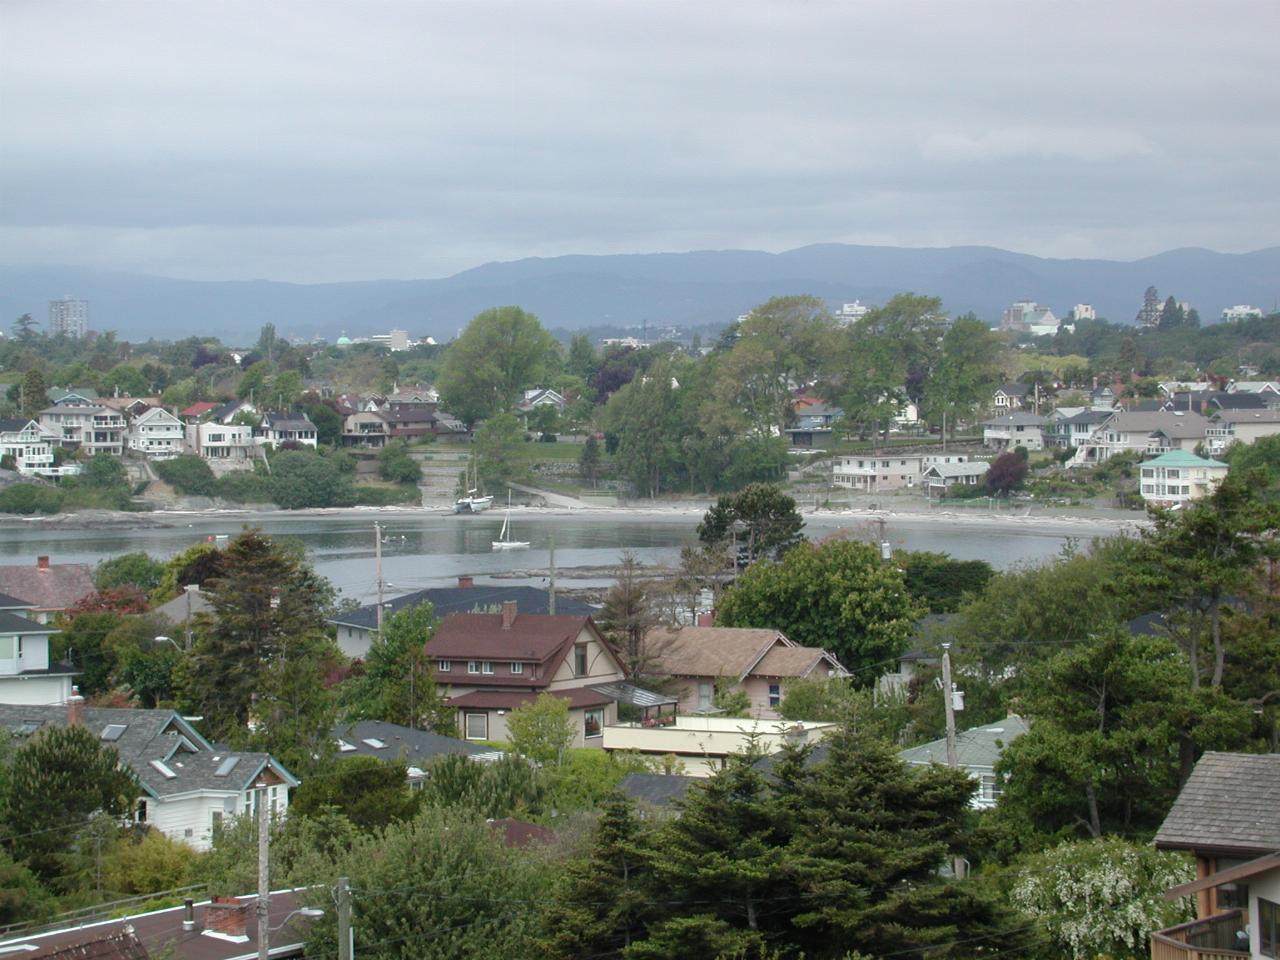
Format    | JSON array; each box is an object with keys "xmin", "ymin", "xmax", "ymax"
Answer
[
  {"xmin": 1206, "ymin": 409, "xmax": 1280, "ymax": 455},
  {"xmin": 1069, "ymin": 410, "xmax": 1210, "ymax": 466},
  {"xmin": 1221, "ymin": 304, "xmax": 1264, "ymax": 321},
  {"xmin": 992, "ymin": 383, "xmax": 1031, "ymax": 412},
  {"xmin": 258, "ymin": 412, "xmax": 318, "ymax": 449},
  {"xmin": 0, "ymin": 701, "xmax": 298, "ymax": 852},
  {"xmin": 982, "ymin": 412, "xmax": 1047, "ymax": 451},
  {"xmin": 833, "ymin": 452, "xmax": 926, "ymax": 492},
  {"xmin": 185, "ymin": 421, "xmax": 256, "ymax": 462},
  {"xmin": 38, "ymin": 404, "xmax": 127, "ymax": 455},
  {"xmin": 1139, "ymin": 451, "xmax": 1229, "ymax": 508},
  {"xmin": 128, "ymin": 406, "xmax": 186, "ymax": 458},
  {"xmin": 898, "ymin": 715, "xmax": 1029, "ymax": 809},
  {"xmin": 0, "ymin": 600, "xmax": 75, "ymax": 706},
  {"xmin": 922, "ymin": 461, "xmax": 989, "ymax": 496},
  {"xmin": 0, "ymin": 418, "xmax": 79, "ymax": 478}
]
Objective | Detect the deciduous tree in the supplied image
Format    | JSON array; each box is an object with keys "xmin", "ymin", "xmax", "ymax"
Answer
[
  {"xmin": 506, "ymin": 692, "xmax": 574, "ymax": 765},
  {"xmin": 696, "ymin": 483, "xmax": 804, "ymax": 563},
  {"xmin": 438, "ymin": 306, "xmax": 558, "ymax": 426}
]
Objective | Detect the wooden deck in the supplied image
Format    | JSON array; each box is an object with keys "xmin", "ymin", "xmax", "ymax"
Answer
[{"xmin": 1150, "ymin": 910, "xmax": 1250, "ymax": 960}]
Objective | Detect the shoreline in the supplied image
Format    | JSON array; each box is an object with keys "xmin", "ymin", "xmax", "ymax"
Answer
[{"xmin": 1, "ymin": 499, "xmax": 1150, "ymax": 537}]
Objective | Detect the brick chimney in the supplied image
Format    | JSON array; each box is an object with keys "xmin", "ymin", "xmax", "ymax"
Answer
[
  {"xmin": 37, "ymin": 555, "xmax": 49, "ymax": 571},
  {"xmin": 501, "ymin": 600, "xmax": 517, "ymax": 629},
  {"xmin": 204, "ymin": 896, "xmax": 250, "ymax": 938},
  {"xmin": 457, "ymin": 576, "xmax": 474, "ymax": 589},
  {"xmin": 67, "ymin": 686, "xmax": 84, "ymax": 726}
]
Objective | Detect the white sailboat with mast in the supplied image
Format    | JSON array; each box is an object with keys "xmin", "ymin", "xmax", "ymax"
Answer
[
  {"xmin": 454, "ymin": 456, "xmax": 493, "ymax": 513},
  {"xmin": 491, "ymin": 491, "xmax": 530, "ymax": 551}
]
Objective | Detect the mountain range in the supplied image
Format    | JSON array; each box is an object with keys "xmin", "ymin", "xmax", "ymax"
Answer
[{"xmin": 2, "ymin": 244, "xmax": 1277, "ymax": 345}]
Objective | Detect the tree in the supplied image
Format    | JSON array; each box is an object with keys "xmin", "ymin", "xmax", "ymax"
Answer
[
  {"xmin": 79, "ymin": 453, "xmax": 128, "ymax": 490},
  {"xmin": 994, "ymin": 631, "xmax": 1250, "ymax": 844},
  {"xmin": 178, "ymin": 529, "xmax": 339, "ymax": 770},
  {"xmin": 923, "ymin": 313, "xmax": 1003, "ymax": 433},
  {"xmin": 376, "ymin": 441, "xmax": 422, "ymax": 485},
  {"xmin": 4, "ymin": 725, "xmax": 140, "ymax": 886},
  {"xmin": 471, "ymin": 412, "xmax": 528, "ymax": 493},
  {"xmin": 101, "ymin": 364, "xmax": 149, "ymax": 398},
  {"xmin": 1129, "ymin": 470, "xmax": 1280, "ymax": 688},
  {"xmin": 300, "ymin": 398, "xmax": 343, "ymax": 446},
  {"xmin": 339, "ymin": 603, "xmax": 452, "ymax": 733},
  {"xmin": 603, "ymin": 362, "xmax": 682, "ymax": 497},
  {"xmin": 1010, "ymin": 838, "xmax": 1194, "ymax": 960},
  {"xmin": 567, "ymin": 332, "xmax": 597, "ymax": 380},
  {"xmin": 696, "ymin": 483, "xmax": 804, "ymax": 563},
  {"xmin": 538, "ymin": 792, "xmax": 655, "ymax": 959},
  {"xmin": 151, "ymin": 542, "xmax": 226, "ymax": 602},
  {"xmin": 289, "ymin": 755, "xmax": 419, "ymax": 831},
  {"xmin": 1136, "ymin": 285, "xmax": 1162, "ymax": 327},
  {"xmin": 437, "ymin": 306, "xmax": 558, "ymax": 426},
  {"xmin": 268, "ymin": 449, "xmax": 357, "ymax": 508},
  {"xmin": 985, "ymin": 450, "xmax": 1028, "ymax": 494},
  {"xmin": 95, "ymin": 552, "xmax": 165, "ymax": 593},
  {"xmin": 20, "ymin": 367, "xmax": 48, "ymax": 418},
  {"xmin": 716, "ymin": 538, "xmax": 922, "ymax": 680},
  {"xmin": 153, "ymin": 454, "xmax": 217, "ymax": 496},
  {"xmin": 596, "ymin": 553, "xmax": 658, "ymax": 679},
  {"xmin": 900, "ymin": 551, "xmax": 994, "ymax": 613},
  {"xmin": 12, "ymin": 313, "xmax": 39, "ymax": 342},
  {"xmin": 506, "ymin": 692, "xmax": 574, "ymax": 764},
  {"xmin": 1158, "ymin": 295, "xmax": 1186, "ymax": 330},
  {"xmin": 578, "ymin": 433, "xmax": 602, "ymax": 488}
]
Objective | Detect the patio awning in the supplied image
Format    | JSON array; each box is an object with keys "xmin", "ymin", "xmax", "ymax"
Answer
[{"xmin": 587, "ymin": 681, "xmax": 678, "ymax": 708}]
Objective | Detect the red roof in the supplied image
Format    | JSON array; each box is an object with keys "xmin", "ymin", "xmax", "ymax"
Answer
[
  {"xmin": 448, "ymin": 687, "xmax": 612, "ymax": 709},
  {"xmin": 0, "ymin": 561, "xmax": 95, "ymax": 612},
  {"xmin": 181, "ymin": 401, "xmax": 219, "ymax": 417},
  {"xmin": 488, "ymin": 817, "xmax": 555, "ymax": 847},
  {"xmin": 427, "ymin": 612, "xmax": 595, "ymax": 662}
]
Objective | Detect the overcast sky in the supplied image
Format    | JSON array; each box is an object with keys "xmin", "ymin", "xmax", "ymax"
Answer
[{"xmin": 2, "ymin": 0, "xmax": 1276, "ymax": 283}]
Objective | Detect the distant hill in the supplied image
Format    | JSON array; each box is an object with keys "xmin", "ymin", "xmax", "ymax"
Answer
[{"xmin": 2, "ymin": 244, "xmax": 1277, "ymax": 344}]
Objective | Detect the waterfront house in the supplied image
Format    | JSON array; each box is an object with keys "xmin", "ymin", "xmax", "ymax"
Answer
[
  {"xmin": 1070, "ymin": 410, "xmax": 1210, "ymax": 466},
  {"xmin": 921, "ymin": 460, "xmax": 990, "ymax": 496},
  {"xmin": 127, "ymin": 406, "xmax": 186, "ymax": 458},
  {"xmin": 185, "ymin": 420, "xmax": 256, "ymax": 463},
  {"xmin": 1149, "ymin": 751, "xmax": 1280, "ymax": 959},
  {"xmin": 982, "ymin": 412, "xmax": 1048, "ymax": 452},
  {"xmin": 1139, "ymin": 451, "xmax": 1229, "ymax": 508},
  {"xmin": 0, "ymin": 700, "xmax": 298, "ymax": 851},
  {"xmin": 38, "ymin": 404, "xmax": 126, "ymax": 455},
  {"xmin": 341, "ymin": 409, "xmax": 391, "ymax": 448},
  {"xmin": 644, "ymin": 625, "xmax": 847, "ymax": 719},
  {"xmin": 258, "ymin": 411, "xmax": 318, "ymax": 449},
  {"xmin": 0, "ymin": 417, "xmax": 78, "ymax": 478},
  {"xmin": 832, "ymin": 452, "xmax": 926, "ymax": 492},
  {"xmin": 1207, "ymin": 409, "xmax": 1280, "ymax": 455}
]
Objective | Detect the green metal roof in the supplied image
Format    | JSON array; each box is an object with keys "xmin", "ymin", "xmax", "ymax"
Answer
[{"xmin": 1143, "ymin": 450, "xmax": 1228, "ymax": 468}]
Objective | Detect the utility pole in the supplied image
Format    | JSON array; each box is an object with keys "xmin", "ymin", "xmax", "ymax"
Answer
[
  {"xmin": 336, "ymin": 876, "xmax": 353, "ymax": 960},
  {"xmin": 256, "ymin": 780, "xmax": 270, "ymax": 960},
  {"xmin": 548, "ymin": 534, "xmax": 556, "ymax": 615},
  {"xmin": 940, "ymin": 643, "xmax": 966, "ymax": 879},
  {"xmin": 374, "ymin": 521, "xmax": 384, "ymax": 637}
]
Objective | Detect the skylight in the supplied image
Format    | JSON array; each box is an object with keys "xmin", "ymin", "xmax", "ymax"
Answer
[
  {"xmin": 337, "ymin": 739, "xmax": 356, "ymax": 752},
  {"xmin": 214, "ymin": 757, "xmax": 240, "ymax": 777},
  {"xmin": 100, "ymin": 724, "xmax": 128, "ymax": 742},
  {"xmin": 362, "ymin": 738, "xmax": 386, "ymax": 749},
  {"xmin": 149, "ymin": 759, "xmax": 177, "ymax": 779}
]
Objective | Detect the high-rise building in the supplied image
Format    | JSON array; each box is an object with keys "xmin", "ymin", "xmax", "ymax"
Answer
[{"xmin": 48, "ymin": 297, "xmax": 88, "ymax": 338}]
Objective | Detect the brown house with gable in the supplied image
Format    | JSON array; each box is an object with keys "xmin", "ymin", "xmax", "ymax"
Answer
[
  {"xmin": 425, "ymin": 601, "xmax": 626, "ymax": 747},
  {"xmin": 645, "ymin": 625, "xmax": 847, "ymax": 719}
]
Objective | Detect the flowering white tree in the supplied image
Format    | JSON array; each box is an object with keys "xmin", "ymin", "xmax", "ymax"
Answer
[{"xmin": 1011, "ymin": 837, "xmax": 1195, "ymax": 959}]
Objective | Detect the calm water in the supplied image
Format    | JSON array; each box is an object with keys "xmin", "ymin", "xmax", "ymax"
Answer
[{"xmin": 0, "ymin": 508, "xmax": 1132, "ymax": 605}]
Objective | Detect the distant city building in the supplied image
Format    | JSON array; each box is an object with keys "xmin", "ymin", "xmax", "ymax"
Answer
[
  {"xmin": 837, "ymin": 301, "xmax": 870, "ymax": 324},
  {"xmin": 1071, "ymin": 304, "xmax": 1096, "ymax": 321},
  {"xmin": 1222, "ymin": 304, "xmax": 1264, "ymax": 321},
  {"xmin": 369, "ymin": 329, "xmax": 411, "ymax": 351},
  {"xmin": 48, "ymin": 296, "xmax": 88, "ymax": 338},
  {"xmin": 1001, "ymin": 300, "xmax": 1059, "ymax": 334}
]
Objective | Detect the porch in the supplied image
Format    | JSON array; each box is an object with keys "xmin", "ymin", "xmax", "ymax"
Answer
[{"xmin": 1150, "ymin": 910, "xmax": 1249, "ymax": 960}]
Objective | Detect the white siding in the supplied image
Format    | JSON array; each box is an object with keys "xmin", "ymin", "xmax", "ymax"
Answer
[{"xmin": 0, "ymin": 674, "xmax": 74, "ymax": 705}]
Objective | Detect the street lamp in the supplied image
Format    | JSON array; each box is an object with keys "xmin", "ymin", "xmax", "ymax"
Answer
[{"xmin": 153, "ymin": 635, "xmax": 180, "ymax": 651}]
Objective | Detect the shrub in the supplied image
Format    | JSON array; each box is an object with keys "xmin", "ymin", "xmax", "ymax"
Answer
[
  {"xmin": 213, "ymin": 470, "xmax": 272, "ymax": 503},
  {"xmin": 353, "ymin": 484, "xmax": 420, "ymax": 506},
  {"xmin": 153, "ymin": 455, "xmax": 216, "ymax": 496},
  {"xmin": 0, "ymin": 483, "xmax": 64, "ymax": 514}
]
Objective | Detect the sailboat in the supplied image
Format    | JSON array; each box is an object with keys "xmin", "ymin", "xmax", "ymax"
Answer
[
  {"xmin": 454, "ymin": 457, "xmax": 493, "ymax": 513},
  {"xmin": 492, "ymin": 492, "xmax": 530, "ymax": 551}
]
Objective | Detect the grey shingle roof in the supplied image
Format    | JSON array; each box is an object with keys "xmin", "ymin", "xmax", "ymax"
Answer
[
  {"xmin": 618, "ymin": 773, "xmax": 699, "ymax": 806},
  {"xmin": 0, "ymin": 705, "xmax": 296, "ymax": 798},
  {"xmin": 898, "ymin": 715, "xmax": 1029, "ymax": 772},
  {"xmin": 0, "ymin": 610, "xmax": 59, "ymax": 634},
  {"xmin": 328, "ymin": 585, "xmax": 595, "ymax": 630},
  {"xmin": 333, "ymin": 720, "xmax": 498, "ymax": 768},
  {"xmin": 1154, "ymin": 751, "xmax": 1280, "ymax": 855}
]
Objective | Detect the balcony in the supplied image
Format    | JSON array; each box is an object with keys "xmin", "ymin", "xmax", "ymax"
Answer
[{"xmin": 1150, "ymin": 910, "xmax": 1250, "ymax": 960}]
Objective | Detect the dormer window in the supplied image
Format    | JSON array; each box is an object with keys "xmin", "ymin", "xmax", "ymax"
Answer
[
  {"xmin": 438, "ymin": 660, "xmax": 451, "ymax": 672},
  {"xmin": 468, "ymin": 661, "xmax": 479, "ymax": 674},
  {"xmin": 482, "ymin": 661, "xmax": 494, "ymax": 675},
  {"xmin": 510, "ymin": 662, "xmax": 523, "ymax": 675}
]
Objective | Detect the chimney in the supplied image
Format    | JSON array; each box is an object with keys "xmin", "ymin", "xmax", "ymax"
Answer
[
  {"xmin": 67, "ymin": 686, "xmax": 84, "ymax": 726},
  {"xmin": 182, "ymin": 898, "xmax": 195, "ymax": 932},
  {"xmin": 37, "ymin": 555, "xmax": 49, "ymax": 571},
  {"xmin": 204, "ymin": 896, "xmax": 250, "ymax": 938},
  {"xmin": 501, "ymin": 600, "xmax": 517, "ymax": 629},
  {"xmin": 457, "ymin": 575, "xmax": 474, "ymax": 589}
]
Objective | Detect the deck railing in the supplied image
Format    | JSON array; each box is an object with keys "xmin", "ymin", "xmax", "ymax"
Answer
[{"xmin": 1150, "ymin": 909, "xmax": 1250, "ymax": 960}]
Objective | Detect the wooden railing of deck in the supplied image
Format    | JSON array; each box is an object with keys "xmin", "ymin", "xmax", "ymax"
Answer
[{"xmin": 1150, "ymin": 910, "xmax": 1250, "ymax": 960}]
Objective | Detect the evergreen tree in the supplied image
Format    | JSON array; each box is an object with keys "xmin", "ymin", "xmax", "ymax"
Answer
[
  {"xmin": 20, "ymin": 367, "xmax": 48, "ymax": 418},
  {"xmin": 339, "ymin": 602, "xmax": 451, "ymax": 733},
  {"xmin": 538, "ymin": 793, "xmax": 655, "ymax": 959},
  {"xmin": 178, "ymin": 529, "xmax": 339, "ymax": 770},
  {"xmin": 697, "ymin": 483, "xmax": 804, "ymax": 563},
  {"xmin": 578, "ymin": 433, "xmax": 602, "ymax": 488},
  {"xmin": 597, "ymin": 553, "xmax": 658, "ymax": 679}
]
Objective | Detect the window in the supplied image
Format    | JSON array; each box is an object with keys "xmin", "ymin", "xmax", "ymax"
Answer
[
  {"xmin": 0, "ymin": 636, "xmax": 14, "ymax": 659},
  {"xmin": 464, "ymin": 712, "xmax": 488, "ymax": 741},
  {"xmin": 467, "ymin": 660, "xmax": 480, "ymax": 674},
  {"xmin": 1260, "ymin": 898, "xmax": 1279, "ymax": 958},
  {"xmin": 584, "ymin": 708, "xmax": 604, "ymax": 738},
  {"xmin": 697, "ymin": 681, "xmax": 713, "ymax": 711},
  {"xmin": 768, "ymin": 684, "xmax": 781, "ymax": 707},
  {"xmin": 211, "ymin": 810, "xmax": 223, "ymax": 831},
  {"xmin": 438, "ymin": 660, "xmax": 450, "ymax": 672},
  {"xmin": 482, "ymin": 661, "xmax": 494, "ymax": 675},
  {"xmin": 979, "ymin": 775, "xmax": 998, "ymax": 801},
  {"xmin": 574, "ymin": 646, "xmax": 588, "ymax": 677},
  {"xmin": 510, "ymin": 661, "xmax": 523, "ymax": 675},
  {"xmin": 136, "ymin": 800, "xmax": 148, "ymax": 823}
]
